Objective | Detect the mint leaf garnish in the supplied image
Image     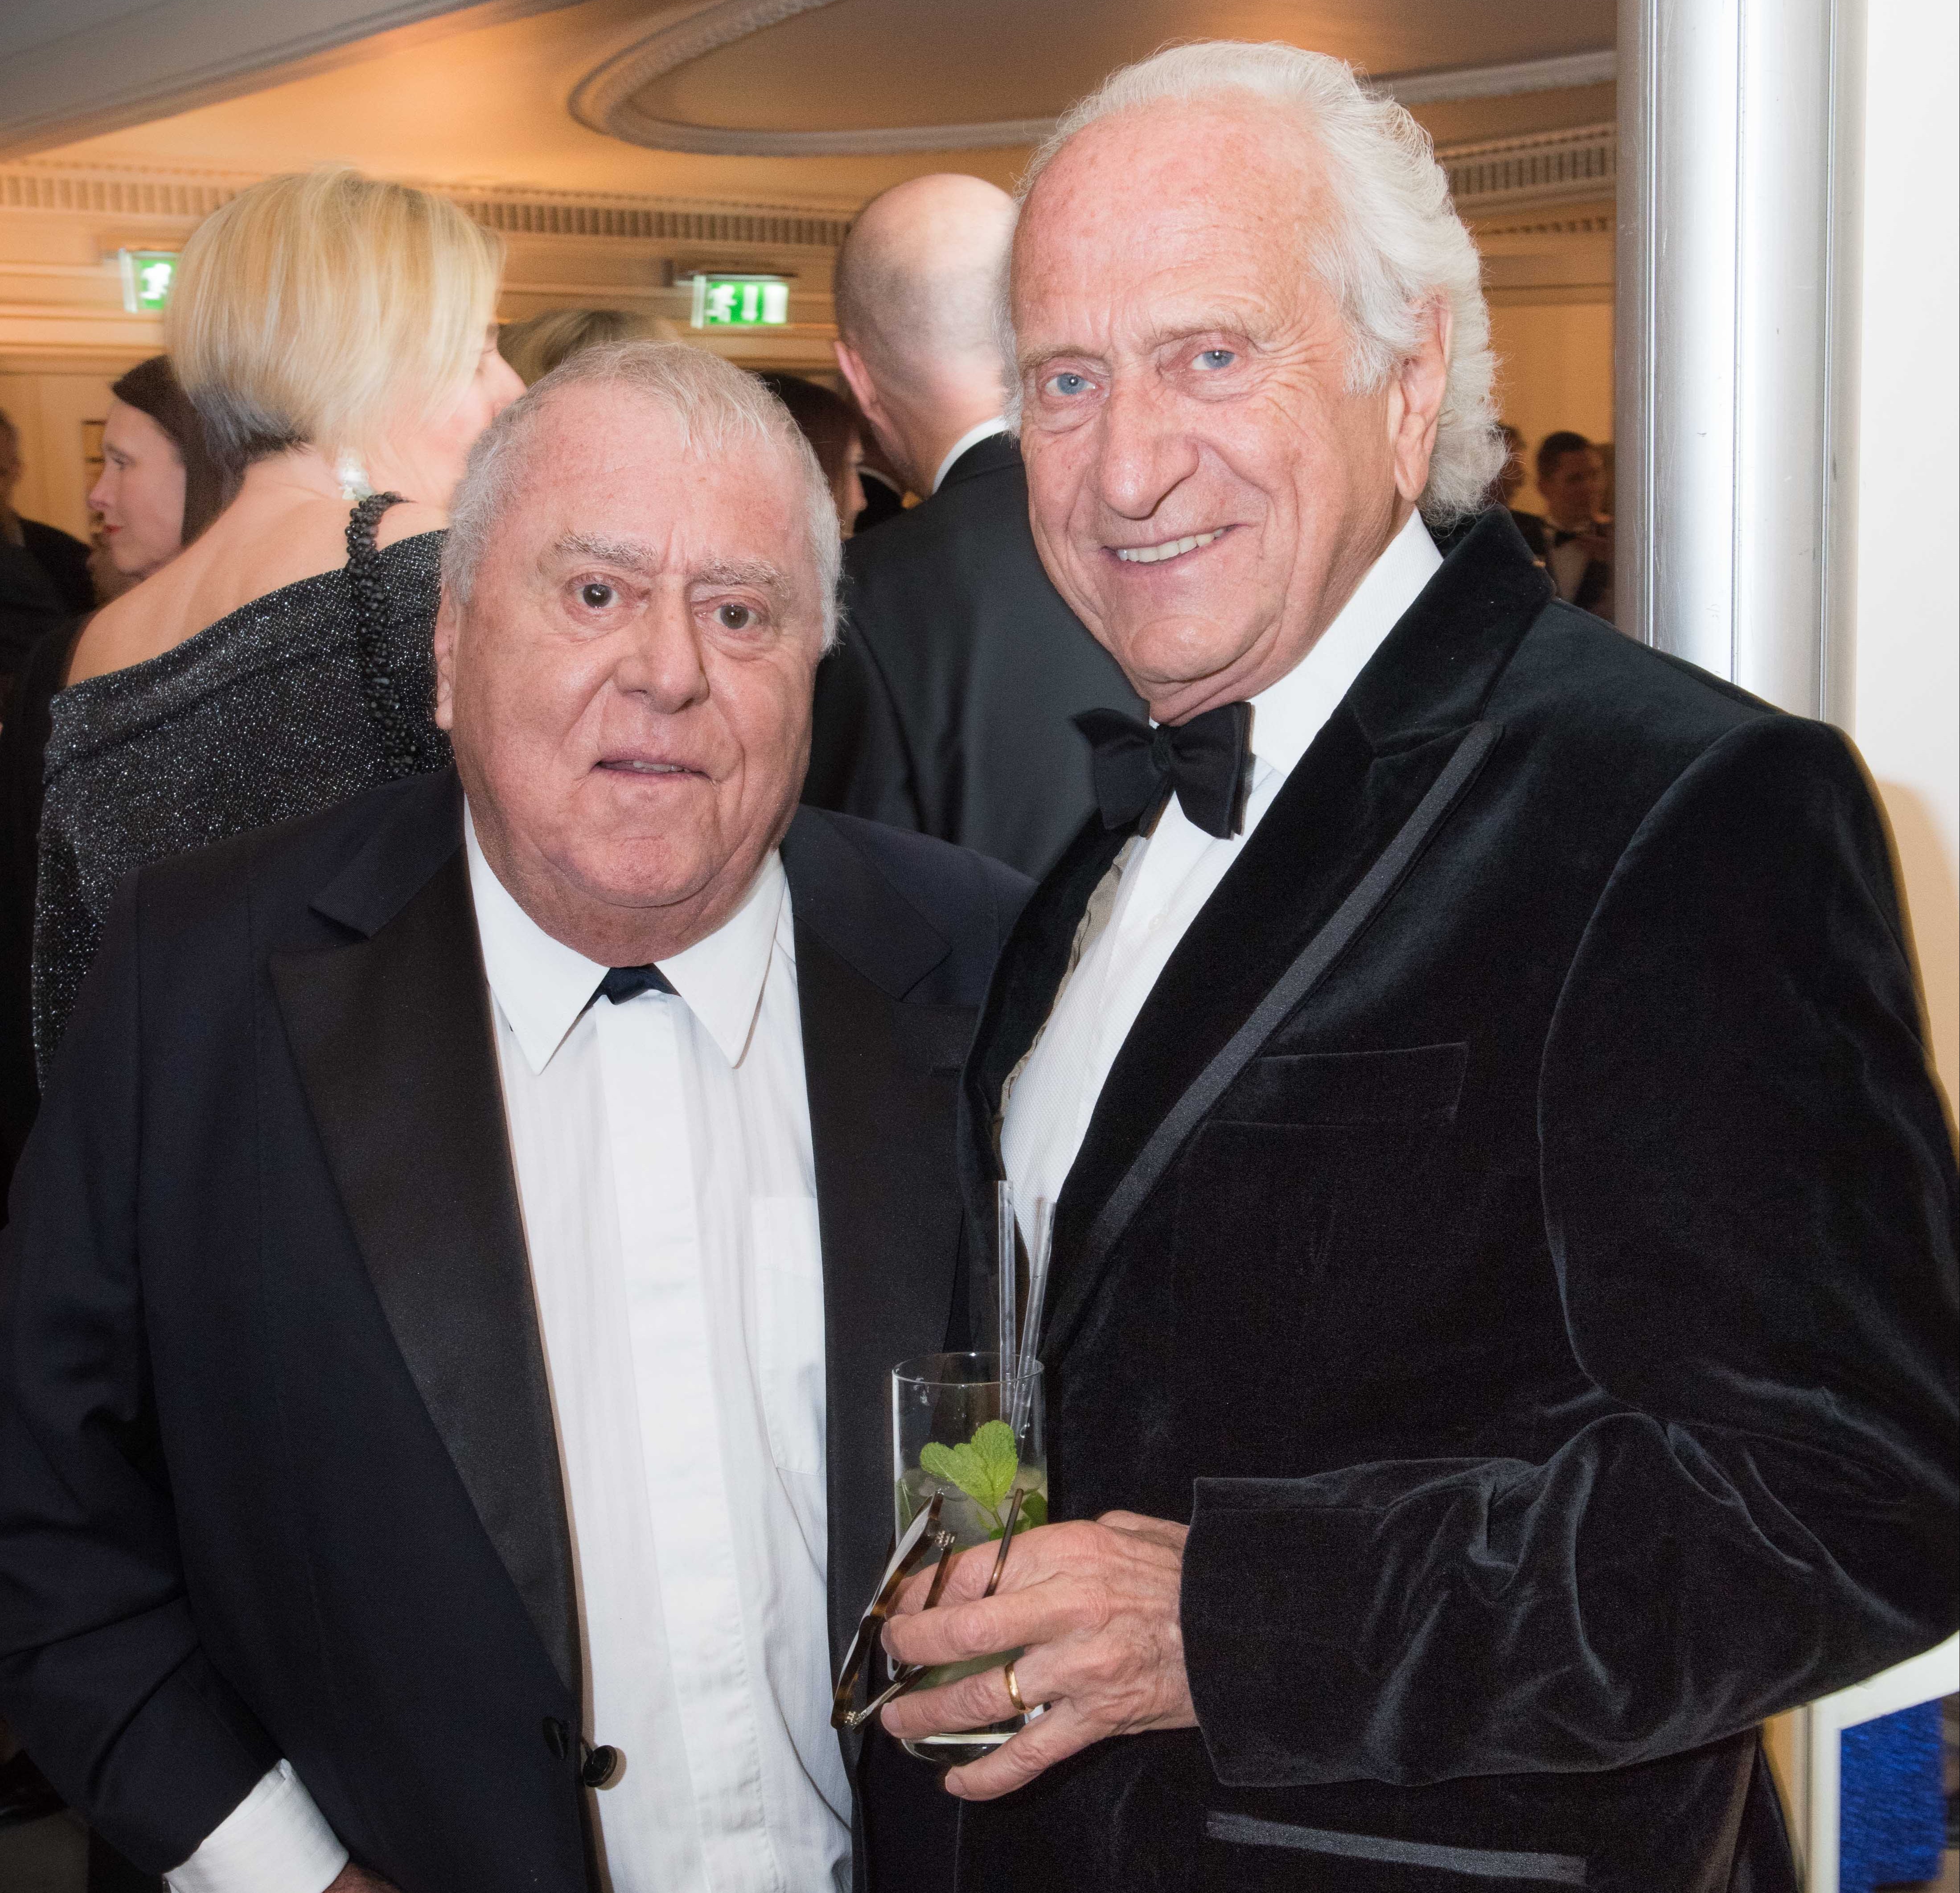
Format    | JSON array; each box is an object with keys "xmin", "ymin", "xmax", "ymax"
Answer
[
  {"xmin": 917, "ymin": 1418, "xmax": 1021, "ymax": 1523},
  {"xmin": 968, "ymin": 1421, "xmax": 1018, "ymax": 1507}
]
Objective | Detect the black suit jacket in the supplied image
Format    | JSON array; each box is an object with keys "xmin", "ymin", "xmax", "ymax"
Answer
[
  {"xmin": 19, "ymin": 517, "xmax": 95, "ymax": 620},
  {"xmin": 0, "ymin": 539, "xmax": 67, "ymax": 684},
  {"xmin": 953, "ymin": 512, "xmax": 1957, "ymax": 1891},
  {"xmin": 804, "ymin": 433, "xmax": 1145, "ymax": 879},
  {"xmin": 0, "ymin": 766, "xmax": 1027, "ymax": 1888}
]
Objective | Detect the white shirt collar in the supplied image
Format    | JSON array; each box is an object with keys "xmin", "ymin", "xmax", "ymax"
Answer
[
  {"xmin": 931, "ymin": 417, "xmax": 1009, "ymax": 494},
  {"xmin": 1241, "ymin": 507, "xmax": 1442, "ymax": 778},
  {"xmin": 464, "ymin": 805, "xmax": 786, "ymax": 1076}
]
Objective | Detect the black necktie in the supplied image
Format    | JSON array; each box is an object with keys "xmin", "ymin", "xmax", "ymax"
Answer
[
  {"xmin": 589, "ymin": 963, "xmax": 676, "ymax": 1010},
  {"xmin": 1073, "ymin": 702, "xmax": 1254, "ymax": 840}
]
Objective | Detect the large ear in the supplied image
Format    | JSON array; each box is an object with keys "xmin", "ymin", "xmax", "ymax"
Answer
[
  {"xmin": 432, "ymin": 587, "xmax": 460, "ymax": 732},
  {"xmin": 1388, "ymin": 297, "xmax": 1454, "ymax": 506}
]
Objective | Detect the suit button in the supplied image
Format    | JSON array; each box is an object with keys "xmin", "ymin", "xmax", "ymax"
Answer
[
  {"xmin": 581, "ymin": 1744, "xmax": 620, "ymax": 1788},
  {"xmin": 542, "ymin": 1717, "xmax": 571, "ymax": 1760}
]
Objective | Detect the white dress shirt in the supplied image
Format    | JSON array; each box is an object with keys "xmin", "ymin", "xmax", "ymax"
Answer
[
  {"xmin": 930, "ymin": 416, "xmax": 1009, "ymax": 494},
  {"xmin": 171, "ymin": 818, "xmax": 848, "ymax": 1893},
  {"xmin": 999, "ymin": 509, "xmax": 1441, "ymax": 1242}
]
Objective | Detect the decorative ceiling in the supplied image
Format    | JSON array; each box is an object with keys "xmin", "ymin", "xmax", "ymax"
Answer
[
  {"xmin": 576, "ymin": 0, "xmax": 1615, "ymax": 155},
  {"xmin": 37, "ymin": 0, "xmax": 1615, "ymax": 207}
]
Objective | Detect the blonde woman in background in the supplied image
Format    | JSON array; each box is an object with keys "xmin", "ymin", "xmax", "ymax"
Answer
[
  {"xmin": 33, "ymin": 167, "xmax": 521, "ymax": 1070},
  {"xmin": 498, "ymin": 306, "xmax": 682, "ymax": 385}
]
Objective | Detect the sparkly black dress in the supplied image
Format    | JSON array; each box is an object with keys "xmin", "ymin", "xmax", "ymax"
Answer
[{"xmin": 33, "ymin": 495, "xmax": 450, "ymax": 1076}]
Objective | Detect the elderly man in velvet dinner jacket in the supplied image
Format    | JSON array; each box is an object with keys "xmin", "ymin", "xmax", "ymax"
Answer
[
  {"xmin": 875, "ymin": 42, "xmax": 1960, "ymax": 1893},
  {"xmin": 0, "ymin": 344, "xmax": 1026, "ymax": 1892}
]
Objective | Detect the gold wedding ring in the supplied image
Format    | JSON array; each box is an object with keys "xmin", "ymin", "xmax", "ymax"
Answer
[{"xmin": 1002, "ymin": 1657, "xmax": 1029, "ymax": 1716}]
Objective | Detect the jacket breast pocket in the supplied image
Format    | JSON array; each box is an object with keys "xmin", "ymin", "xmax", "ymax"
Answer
[
  {"xmin": 1213, "ymin": 1041, "xmax": 1467, "ymax": 1127},
  {"xmin": 1168, "ymin": 1046, "xmax": 1470, "ymax": 1460},
  {"xmin": 1201, "ymin": 1812, "xmax": 1587, "ymax": 1891}
]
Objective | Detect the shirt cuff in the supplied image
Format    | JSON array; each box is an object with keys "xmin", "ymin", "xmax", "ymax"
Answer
[{"xmin": 164, "ymin": 1759, "xmax": 349, "ymax": 1893}]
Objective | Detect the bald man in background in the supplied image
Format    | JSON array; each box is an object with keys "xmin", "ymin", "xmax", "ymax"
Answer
[{"xmin": 803, "ymin": 172, "xmax": 1142, "ymax": 879}]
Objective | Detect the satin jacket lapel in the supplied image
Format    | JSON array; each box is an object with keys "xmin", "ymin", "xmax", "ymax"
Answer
[
  {"xmin": 270, "ymin": 769, "xmax": 579, "ymax": 1696},
  {"xmin": 779, "ymin": 812, "xmax": 977, "ymax": 1683},
  {"xmin": 1040, "ymin": 513, "xmax": 1553, "ymax": 1359}
]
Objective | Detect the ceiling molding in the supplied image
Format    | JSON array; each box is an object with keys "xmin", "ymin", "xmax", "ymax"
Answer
[
  {"xmin": 1440, "ymin": 122, "xmax": 1616, "ymax": 214},
  {"xmin": 0, "ymin": 156, "xmax": 856, "ymax": 245},
  {"xmin": 575, "ymin": 14, "xmax": 1618, "ymax": 159},
  {"xmin": 1373, "ymin": 48, "xmax": 1616, "ymax": 106}
]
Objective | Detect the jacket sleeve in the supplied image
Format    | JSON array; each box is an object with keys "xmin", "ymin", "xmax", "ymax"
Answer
[
  {"xmin": 1180, "ymin": 714, "xmax": 1960, "ymax": 1787},
  {"xmin": 0, "ymin": 873, "xmax": 278, "ymax": 1870}
]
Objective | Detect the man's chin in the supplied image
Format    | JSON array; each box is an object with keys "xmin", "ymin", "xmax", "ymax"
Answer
[{"xmin": 1104, "ymin": 621, "xmax": 1264, "ymax": 712}]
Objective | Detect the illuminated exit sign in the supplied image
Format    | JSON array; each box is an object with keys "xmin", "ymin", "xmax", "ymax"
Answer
[
  {"xmin": 691, "ymin": 275, "xmax": 790, "ymax": 328},
  {"xmin": 119, "ymin": 250, "xmax": 179, "ymax": 314}
]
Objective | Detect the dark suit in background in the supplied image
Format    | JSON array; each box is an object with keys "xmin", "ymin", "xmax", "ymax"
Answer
[
  {"xmin": 16, "ymin": 518, "xmax": 94, "ymax": 620},
  {"xmin": 0, "ymin": 542, "xmax": 67, "ymax": 693},
  {"xmin": 804, "ymin": 433, "xmax": 1145, "ymax": 880},
  {"xmin": 0, "ymin": 765, "xmax": 1025, "ymax": 1888},
  {"xmin": 853, "ymin": 467, "xmax": 907, "ymax": 536},
  {"xmin": 955, "ymin": 513, "xmax": 1956, "ymax": 1889}
]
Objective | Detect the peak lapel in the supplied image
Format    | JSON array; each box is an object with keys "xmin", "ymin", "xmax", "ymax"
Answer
[
  {"xmin": 780, "ymin": 814, "xmax": 978, "ymax": 1681},
  {"xmin": 1040, "ymin": 514, "xmax": 1550, "ymax": 1359},
  {"xmin": 271, "ymin": 782, "xmax": 579, "ymax": 1697}
]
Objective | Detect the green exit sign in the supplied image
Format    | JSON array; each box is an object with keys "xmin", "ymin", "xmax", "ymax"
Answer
[
  {"xmin": 691, "ymin": 275, "xmax": 790, "ymax": 328},
  {"xmin": 119, "ymin": 250, "xmax": 179, "ymax": 315}
]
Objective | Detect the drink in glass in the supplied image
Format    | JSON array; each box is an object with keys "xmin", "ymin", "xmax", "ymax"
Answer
[{"xmin": 890, "ymin": 1351, "xmax": 1046, "ymax": 1765}]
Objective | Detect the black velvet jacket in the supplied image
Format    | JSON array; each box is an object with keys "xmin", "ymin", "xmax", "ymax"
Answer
[
  {"xmin": 0, "ymin": 766, "xmax": 1026, "ymax": 1888},
  {"xmin": 952, "ymin": 512, "xmax": 1958, "ymax": 1893}
]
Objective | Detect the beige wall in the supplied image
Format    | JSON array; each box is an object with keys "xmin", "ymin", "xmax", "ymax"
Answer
[
  {"xmin": 0, "ymin": 370, "xmax": 119, "ymax": 540},
  {"xmin": 1488, "ymin": 300, "xmax": 1615, "ymax": 511}
]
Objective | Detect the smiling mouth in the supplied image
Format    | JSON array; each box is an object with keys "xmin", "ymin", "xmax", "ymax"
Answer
[
  {"xmin": 599, "ymin": 759, "xmax": 704, "ymax": 778},
  {"xmin": 1112, "ymin": 528, "xmax": 1227, "ymax": 566}
]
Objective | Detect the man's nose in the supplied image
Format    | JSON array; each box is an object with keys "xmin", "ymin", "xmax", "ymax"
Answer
[
  {"xmin": 612, "ymin": 591, "xmax": 710, "ymax": 711},
  {"xmin": 1094, "ymin": 375, "xmax": 1199, "ymax": 521}
]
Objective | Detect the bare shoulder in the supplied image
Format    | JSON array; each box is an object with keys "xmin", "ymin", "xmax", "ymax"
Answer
[
  {"xmin": 375, "ymin": 499, "xmax": 448, "ymax": 548},
  {"xmin": 64, "ymin": 496, "xmax": 370, "ymax": 685}
]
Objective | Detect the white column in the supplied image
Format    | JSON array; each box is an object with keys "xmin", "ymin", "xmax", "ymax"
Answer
[{"xmin": 1615, "ymin": 0, "xmax": 1853, "ymax": 716}]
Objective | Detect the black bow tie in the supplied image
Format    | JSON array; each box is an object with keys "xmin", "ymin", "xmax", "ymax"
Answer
[
  {"xmin": 1552, "ymin": 527, "xmax": 1586, "ymax": 547},
  {"xmin": 588, "ymin": 963, "xmax": 676, "ymax": 1011},
  {"xmin": 1073, "ymin": 702, "xmax": 1254, "ymax": 840}
]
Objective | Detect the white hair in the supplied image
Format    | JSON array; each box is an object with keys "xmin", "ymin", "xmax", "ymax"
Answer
[
  {"xmin": 443, "ymin": 341, "xmax": 842, "ymax": 645},
  {"xmin": 1006, "ymin": 41, "xmax": 1504, "ymax": 526}
]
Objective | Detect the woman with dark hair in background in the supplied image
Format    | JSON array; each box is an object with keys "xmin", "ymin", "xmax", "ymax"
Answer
[
  {"xmin": 757, "ymin": 371, "xmax": 866, "ymax": 534},
  {"xmin": 32, "ymin": 165, "xmax": 520, "ymax": 1076},
  {"xmin": 0, "ymin": 354, "xmax": 235, "ymax": 1200}
]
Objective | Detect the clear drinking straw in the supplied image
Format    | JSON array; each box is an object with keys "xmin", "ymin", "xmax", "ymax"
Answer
[
  {"xmin": 996, "ymin": 1179, "xmax": 1018, "ymax": 1390},
  {"xmin": 1011, "ymin": 1199, "xmax": 1054, "ymax": 1440}
]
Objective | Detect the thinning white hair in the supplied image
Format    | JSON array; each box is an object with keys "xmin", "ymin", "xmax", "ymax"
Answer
[
  {"xmin": 443, "ymin": 340, "xmax": 842, "ymax": 645},
  {"xmin": 1006, "ymin": 41, "xmax": 1504, "ymax": 526}
]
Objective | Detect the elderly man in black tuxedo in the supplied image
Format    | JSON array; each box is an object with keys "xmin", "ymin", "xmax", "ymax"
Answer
[
  {"xmin": 0, "ymin": 343, "xmax": 1025, "ymax": 1891},
  {"xmin": 877, "ymin": 41, "xmax": 1958, "ymax": 1893}
]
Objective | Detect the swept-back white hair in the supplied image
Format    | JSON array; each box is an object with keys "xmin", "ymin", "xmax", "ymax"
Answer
[
  {"xmin": 444, "ymin": 340, "xmax": 842, "ymax": 645},
  {"xmin": 1008, "ymin": 40, "xmax": 1504, "ymax": 526}
]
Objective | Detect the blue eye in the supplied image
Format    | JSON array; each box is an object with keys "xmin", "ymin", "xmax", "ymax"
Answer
[
  {"xmin": 1044, "ymin": 371, "xmax": 1091, "ymax": 398},
  {"xmin": 1194, "ymin": 348, "xmax": 1236, "ymax": 371}
]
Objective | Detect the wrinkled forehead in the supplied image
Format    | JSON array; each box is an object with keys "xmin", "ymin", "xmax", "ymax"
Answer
[
  {"xmin": 1012, "ymin": 99, "xmax": 1331, "ymax": 342},
  {"xmin": 514, "ymin": 389, "xmax": 818, "ymax": 584}
]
